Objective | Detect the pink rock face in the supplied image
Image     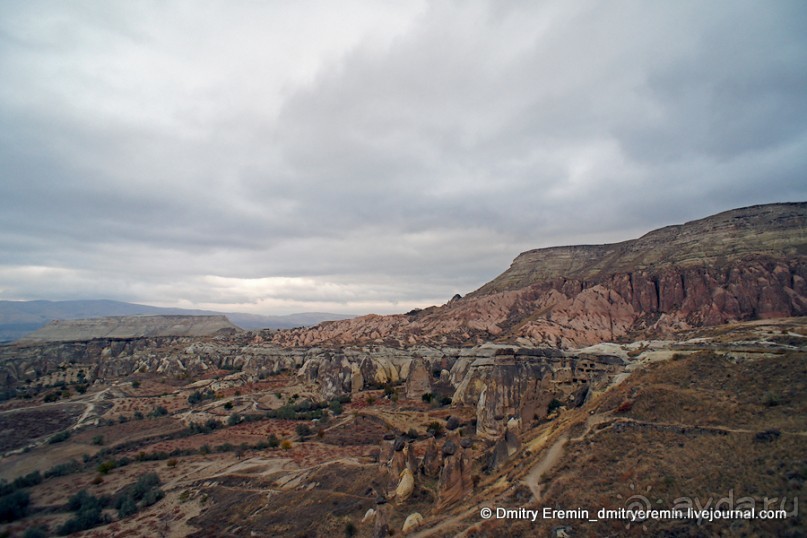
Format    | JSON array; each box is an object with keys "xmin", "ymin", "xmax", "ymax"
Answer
[
  {"xmin": 271, "ymin": 204, "xmax": 807, "ymax": 349},
  {"xmin": 271, "ymin": 259, "xmax": 806, "ymax": 349}
]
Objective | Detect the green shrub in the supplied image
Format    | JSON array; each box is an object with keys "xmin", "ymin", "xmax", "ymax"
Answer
[
  {"xmin": 59, "ymin": 490, "xmax": 107, "ymax": 535},
  {"xmin": 187, "ymin": 389, "xmax": 215, "ymax": 405},
  {"xmin": 0, "ymin": 490, "xmax": 30, "ymax": 522},
  {"xmin": 97, "ymin": 460, "xmax": 117, "ymax": 475},
  {"xmin": 227, "ymin": 413, "xmax": 242, "ymax": 426},
  {"xmin": 114, "ymin": 473, "xmax": 163, "ymax": 520},
  {"xmin": 426, "ymin": 421, "xmax": 444, "ymax": 437},
  {"xmin": 295, "ymin": 424, "xmax": 312, "ymax": 441},
  {"xmin": 149, "ymin": 406, "xmax": 168, "ymax": 418},
  {"xmin": 12, "ymin": 471, "xmax": 42, "ymax": 490},
  {"xmin": 67, "ymin": 490, "xmax": 94, "ymax": 512},
  {"xmin": 188, "ymin": 418, "xmax": 221, "ymax": 435},
  {"xmin": 267, "ymin": 404, "xmax": 324, "ymax": 421},
  {"xmin": 117, "ymin": 495, "xmax": 137, "ymax": 518},
  {"xmin": 141, "ymin": 487, "xmax": 164, "ymax": 507},
  {"xmin": 44, "ymin": 460, "xmax": 81, "ymax": 478},
  {"xmin": 48, "ymin": 430, "xmax": 71, "ymax": 444}
]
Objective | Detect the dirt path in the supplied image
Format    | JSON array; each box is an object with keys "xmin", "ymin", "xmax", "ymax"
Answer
[
  {"xmin": 72, "ymin": 387, "xmax": 111, "ymax": 429},
  {"xmin": 523, "ymin": 433, "xmax": 568, "ymax": 501}
]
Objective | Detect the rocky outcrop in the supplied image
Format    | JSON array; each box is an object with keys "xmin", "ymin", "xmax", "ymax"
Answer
[
  {"xmin": 404, "ymin": 359, "xmax": 432, "ymax": 399},
  {"xmin": 420, "ymin": 438, "xmax": 441, "ymax": 478},
  {"xmin": 298, "ymin": 351, "xmax": 360, "ymax": 400},
  {"xmin": 451, "ymin": 346, "xmax": 622, "ymax": 437},
  {"xmin": 372, "ymin": 501, "xmax": 390, "ymax": 538},
  {"xmin": 269, "ymin": 203, "xmax": 807, "ymax": 349},
  {"xmin": 487, "ymin": 419, "xmax": 522, "ymax": 470},
  {"xmin": 395, "ymin": 468, "xmax": 415, "ymax": 502},
  {"xmin": 297, "ymin": 346, "xmax": 446, "ymax": 400},
  {"xmin": 437, "ymin": 436, "xmax": 472, "ymax": 507}
]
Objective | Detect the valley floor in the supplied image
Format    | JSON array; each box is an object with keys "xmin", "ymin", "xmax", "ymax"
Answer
[{"xmin": 0, "ymin": 318, "xmax": 805, "ymax": 537}]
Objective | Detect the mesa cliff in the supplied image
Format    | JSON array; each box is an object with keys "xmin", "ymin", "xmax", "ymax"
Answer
[
  {"xmin": 272, "ymin": 203, "xmax": 807, "ymax": 348},
  {"xmin": 17, "ymin": 315, "xmax": 237, "ymax": 343}
]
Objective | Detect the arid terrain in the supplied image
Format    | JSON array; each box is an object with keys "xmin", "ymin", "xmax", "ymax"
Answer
[{"xmin": 1, "ymin": 203, "xmax": 805, "ymax": 537}]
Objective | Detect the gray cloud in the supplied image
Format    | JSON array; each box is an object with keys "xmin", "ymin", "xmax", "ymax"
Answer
[{"xmin": 1, "ymin": 0, "xmax": 805, "ymax": 315}]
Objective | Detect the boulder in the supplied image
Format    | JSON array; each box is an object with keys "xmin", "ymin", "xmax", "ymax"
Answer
[
  {"xmin": 395, "ymin": 468, "xmax": 415, "ymax": 502},
  {"xmin": 402, "ymin": 512, "xmax": 424, "ymax": 533}
]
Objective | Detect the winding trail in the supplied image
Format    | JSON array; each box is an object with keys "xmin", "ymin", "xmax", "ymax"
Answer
[
  {"xmin": 523, "ymin": 433, "xmax": 568, "ymax": 501},
  {"xmin": 72, "ymin": 387, "xmax": 110, "ymax": 429}
]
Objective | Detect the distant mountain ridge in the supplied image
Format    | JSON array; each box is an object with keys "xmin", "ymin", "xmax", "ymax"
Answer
[
  {"xmin": 0, "ymin": 300, "xmax": 354, "ymax": 342},
  {"xmin": 17, "ymin": 315, "xmax": 238, "ymax": 343}
]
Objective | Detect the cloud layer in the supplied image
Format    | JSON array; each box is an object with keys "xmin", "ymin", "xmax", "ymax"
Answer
[{"xmin": 1, "ymin": 1, "xmax": 805, "ymax": 314}]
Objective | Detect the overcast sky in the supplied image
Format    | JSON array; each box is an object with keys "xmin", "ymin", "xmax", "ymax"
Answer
[{"xmin": 1, "ymin": 1, "xmax": 805, "ymax": 315}]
